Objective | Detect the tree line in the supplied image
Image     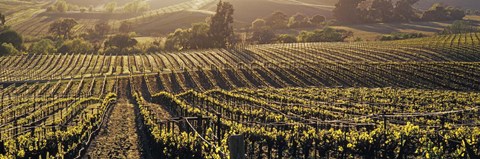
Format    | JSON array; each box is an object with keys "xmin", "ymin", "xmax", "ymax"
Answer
[
  {"xmin": 0, "ymin": 0, "xmax": 236, "ymax": 55},
  {"xmin": 334, "ymin": 0, "xmax": 466, "ymax": 24}
]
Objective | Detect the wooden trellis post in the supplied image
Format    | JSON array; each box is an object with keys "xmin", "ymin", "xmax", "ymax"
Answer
[{"xmin": 229, "ymin": 134, "xmax": 245, "ymax": 159}]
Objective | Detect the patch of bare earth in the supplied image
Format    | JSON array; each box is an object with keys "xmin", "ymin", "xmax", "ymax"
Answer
[{"xmin": 84, "ymin": 99, "xmax": 143, "ymax": 159}]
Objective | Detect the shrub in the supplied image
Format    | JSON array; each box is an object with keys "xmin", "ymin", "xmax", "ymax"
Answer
[
  {"xmin": 0, "ymin": 43, "xmax": 21, "ymax": 56},
  {"xmin": 276, "ymin": 34, "xmax": 297, "ymax": 43},
  {"xmin": 29, "ymin": 39, "xmax": 56, "ymax": 54},
  {"xmin": 0, "ymin": 29, "xmax": 23, "ymax": 50},
  {"xmin": 58, "ymin": 38, "xmax": 94, "ymax": 53},
  {"xmin": 297, "ymin": 27, "xmax": 352, "ymax": 42},
  {"xmin": 250, "ymin": 29, "xmax": 276, "ymax": 44},
  {"xmin": 288, "ymin": 13, "xmax": 312, "ymax": 28},
  {"xmin": 251, "ymin": 19, "xmax": 267, "ymax": 30},
  {"xmin": 265, "ymin": 11, "xmax": 288, "ymax": 29},
  {"xmin": 441, "ymin": 20, "xmax": 479, "ymax": 34},
  {"xmin": 379, "ymin": 32, "xmax": 425, "ymax": 41},
  {"xmin": 310, "ymin": 15, "xmax": 326, "ymax": 26}
]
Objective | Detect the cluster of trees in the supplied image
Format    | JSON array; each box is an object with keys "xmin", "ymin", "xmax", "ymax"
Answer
[
  {"xmin": 0, "ymin": 29, "xmax": 23, "ymax": 56},
  {"xmin": 441, "ymin": 20, "xmax": 479, "ymax": 34},
  {"xmin": 252, "ymin": 12, "xmax": 326, "ymax": 30},
  {"xmin": 379, "ymin": 32, "xmax": 425, "ymax": 41},
  {"xmin": 0, "ymin": 13, "xmax": 23, "ymax": 56},
  {"xmin": 466, "ymin": 9, "xmax": 480, "ymax": 15},
  {"xmin": 249, "ymin": 27, "xmax": 352, "ymax": 44},
  {"xmin": 19, "ymin": 17, "xmax": 138, "ymax": 55},
  {"xmin": 163, "ymin": 0, "xmax": 235, "ymax": 51},
  {"xmin": 422, "ymin": 4, "xmax": 465, "ymax": 21},
  {"xmin": 334, "ymin": 0, "xmax": 466, "ymax": 24},
  {"xmin": 246, "ymin": 11, "xmax": 349, "ymax": 44}
]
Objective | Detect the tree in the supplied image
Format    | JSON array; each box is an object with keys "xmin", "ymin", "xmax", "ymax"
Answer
[
  {"xmin": 94, "ymin": 21, "xmax": 111, "ymax": 37},
  {"xmin": 29, "ymin": 39, "xmax": 56, "ymax": 54},
  {"xmin": 165, "ymin": 23, "xmax": 214, "ymax": 51},
  {"xmin": 288, "ymin": 13, "xmax": 311, "ymax": 28},
  {"xmin": 441, "ymin": 20, "xmax": 478, "ymax": 34},
  {"xmin": 209, "ymin": 0, "xmax": 235, "ymax": 48},
  {"xmin": 189, "ymin": 23, "xmax": 213, "ymax": 49},
  {"xmin": 49, "ymin": 18, "xmax": 78, "ymax": 39},
  {"xmin": 0, "ymin": 30, "xmax": 23, "ymax": 50},
  {"xmin": 251, "ymin": 19, "xmax": 267, "ymax": 30},
  {"xmin": 333, "ymin": 0, "xmax": 366, "ymax": 23},
  {"xmin": 310, "ymin": 15, "xmax": 326, "ymax": 26},
  {"xmin": 123, "ymin": 0, "xmax": 150, "ymax": 13},
  {"xmin": 0, "ymin": 43, "xmax": 21, "ymax": 56},
  {"xmin": 104, "ymin": 34, "xmax": 137, "ymax": 50},
  {"xmin": 104, "ymin": 2, "xmax": 117, "ymax": 13},
  {"xmin": 393, "ymin": 0, "xmax": 419, "ymax": 22},
  {"xmin": 447, "ymin": 7, "xmax": 466, "ymax": 20},
  {"xmin": 368, "ymin": 0, "xmax": 394, "ymax": 22},
  {"xmin": 265, "ymin": 11, "xmax": 288, "ymax": 29},
  {"xmin": 58, "ymin": 38, "xmax": 94, "ymax": 53},
  {"xmin": 277, "ymin": 34, "xmax": 297, "ymax": 43},
  {"xmin": 0, "ymin": 12, "xmax": 6, "ymax": 26},
  {"xmin": 54, "ymin": 0, "xmax": 68, "ymax": 13},
  {"xmin": 119, "ymin": 21, "xmax": 134, "ymax": 33},
  {"xmin": 165, "ymin": 28, "xmax": 190, "ymax": 51},
  {"xmin": 421, "ymin": 3, "xmax": 465, "ymax": 21},
  {"xmin": 250, "ymin": 28, "xmax": 276, "ymax": 44},
  {"xmin": 422, "ymin": 3, "xmax": 449, "ymax": 21}
]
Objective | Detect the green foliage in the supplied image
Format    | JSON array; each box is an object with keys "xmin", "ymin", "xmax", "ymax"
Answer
[
  {"xmin": 297, "ymin": 27, "xmax": 352, "ymax": 42},
  {"xmin": 189, "ymin": 23, "xmax": 213, "ymax": 49},
  {"xmin": 123, "ymin": 0, "xmax": 150, "ymax": 13},
  {"xmin": 276, "ymin": 34, "xmax": 297, "ymax": 43},
  {"xmin": 310, "ymin": 15, "xmax": 326, "ymax": 26},
  {"xmin": 58, "ymin": 38, "xmax": 94, "ymax": 53},
  {"xmin": 265, "ymin": 11, "xmax": 288, "ymax": 29},
  {"xmin": 333, "ymin": 0, "xmax": 366, "ymax": 24},
  {"xmin": 393, "ymin": 0, "xmax": 419, "ymax": 21},
  {"xmin": 288, "ymin": 13, "xmax": 312, "ymax": 28},
  {"xmin": 209, "ymin": 0, "xmax": 235, "ymax": 48},
  {"xmin": 105, "ymin": 34, "xmax": 138, "ymax": 50},
  {"xmin": 48, "ymin": 0, "xmax": 68, "ymax": 13},
  {"xmin": 0, "ymin": 29, "xmax": 23, "ymax": 50},
  {"xmin": 251, "ymin": 19, "xmax": 267, "ymax": 30},
  {"xmin": 379, "ymin": 32, "xmax": 425, "ymax": 41},
  {"xmin": 28, "ymin": 39, "xmax": 56, "ymax": 54},
  {"xmin": 441, "ymin": 20, "xmax": 479, "ymax": 34},
  {"xmin": 0, "ymin": 12, "xmax": 6, "ymax": 26},
  {"xmin": 250, "ymin": 28, "xmax": 276, "ymax": 44},
  {"xmin": 422, "ymin": 4, "xmax": 465, "ymax": 21},
  {"xmin": 0, "ymin": 43, "xmax": 21, "ymax": 56},
  {"xmin": 165, "ymin": 28, "xmax": 190, "ymax": 51},
  {"xmin": 367, "ymin": 0, "xmax": 394, "ymax": 22},
  {"xmin": 165, "ymin": 23, "xmax": 213, "ymax": 51},
  {"xmin": 49, "ymin": 18, "xmax": 78, "ymax": 40},
  {"xmin": 94, "ymin": 22, "xmax": 111, "ymax": 37},
  {"xmin": 104, "ymin": 2, "xmax": 117, "ymax": 13}
]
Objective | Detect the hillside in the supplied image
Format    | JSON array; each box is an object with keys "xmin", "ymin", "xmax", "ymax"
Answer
[{"xmin": 1, "ymin": 33, "xmax": 480, "ymax": 158}]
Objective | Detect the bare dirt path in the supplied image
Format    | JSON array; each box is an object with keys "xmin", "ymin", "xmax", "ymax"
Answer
[{"xmin": 84, "ymin": 79, "xmax": 145, "ymax": 159}]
